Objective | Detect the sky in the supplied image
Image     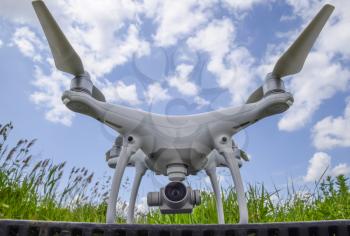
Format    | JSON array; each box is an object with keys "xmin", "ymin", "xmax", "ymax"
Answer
[{"xmin": 0, "ymin": 0, "xmax": 350, "ymax": 211}]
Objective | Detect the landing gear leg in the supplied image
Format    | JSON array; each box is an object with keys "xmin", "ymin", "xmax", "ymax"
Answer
[
  {"xmin": 215, "ymin": 138, "xmax": 248, "ymax": 224},
  {"xmin": 206, "ymin": 167, "xmax": 225, "ymax": 224},
  {"xmin": 127, "ymin": 162, "xmax": 146, "ymax": 224},
  {"xmin": 106, "ymin": 136, "xmax": 139, "ymax": 224}
]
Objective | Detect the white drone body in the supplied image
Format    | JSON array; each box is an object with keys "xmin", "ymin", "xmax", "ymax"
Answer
[{"xmin": 32, "ymin": 0, "xmax": 334, "ymax": 224}]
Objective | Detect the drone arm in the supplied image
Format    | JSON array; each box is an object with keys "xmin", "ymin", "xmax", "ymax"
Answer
[
  {"xmin": 62, "ymin": 90, "xmax": 145, "ymax": 134},
  {"xmin": 106, "ymin": 137, "xmax": 140, "ymax": 224},
  {"xmin": 214, "ymin": 92, "xmax": 294, "ymax": 136},
  {"xmin": 206, "ymin": 166, "xmax": 225, "ymax": 224},
  {"xmin": 127, "ymin": 161, "xmax": 147, "ymax": 224},
  {"xmin": 215, "ymin": 139, "xmax": 248, "ymax": 224}
]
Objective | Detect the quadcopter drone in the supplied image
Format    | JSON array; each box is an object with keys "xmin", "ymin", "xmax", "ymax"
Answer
[{"xmin": 32, "ymin": 0, "xmax": 334, "ymax": 224}]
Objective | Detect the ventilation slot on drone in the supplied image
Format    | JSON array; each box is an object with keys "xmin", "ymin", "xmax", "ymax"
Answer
[
  {"xmin": 233, "ymin": 121, "xmax": 250, "ymax": 129},
  {"xmin": 104, "ymin": 120, "xmax": 122, "ymax": 129}
]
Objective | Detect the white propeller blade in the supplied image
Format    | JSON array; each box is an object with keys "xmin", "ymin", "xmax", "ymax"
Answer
[
  {"xmin": 33, "ymin": 1, "xmax": 106, "ymax": 102},
  {"xmin": 272, "ymin": 4, "xmax": 334, "ymax": 78},
  {"xmin": 32, "ymin": 0, "xmax": 85, "ymax": 76},
  {"xmin": 246, "ymin": 86, "xmax": 263, "ymax": 104},
  {"xmin": 247, "ymin": 4, "xmax": 334, "ymax": 104},
  {"xmin": 92, "ymin": 86, "xmax": 106, "ymax": 102}
]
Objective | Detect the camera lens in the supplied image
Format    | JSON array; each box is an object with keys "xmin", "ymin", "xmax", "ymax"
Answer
[{"xmin": 164, "ymin": 182, "xmax": 187, "ymax": 202}]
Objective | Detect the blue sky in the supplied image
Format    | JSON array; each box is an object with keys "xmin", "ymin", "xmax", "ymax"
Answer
[{"xmin": 0, "ymin": 0, "xmax": 350, "ymax": 208}]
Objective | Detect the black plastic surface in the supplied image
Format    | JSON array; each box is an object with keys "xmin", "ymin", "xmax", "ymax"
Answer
[{"xmin": 0, "ymin": 220, "xmax": 349, "ymax": 236}]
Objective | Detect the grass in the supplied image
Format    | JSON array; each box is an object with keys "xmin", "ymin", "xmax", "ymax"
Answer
[{"xmin": 0, "ymin": 122, "xmax": 349, "ymax": 224}]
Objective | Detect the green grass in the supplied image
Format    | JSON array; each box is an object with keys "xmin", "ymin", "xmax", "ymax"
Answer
[{"xmin": 0, "ymin": 122, "xmax": 349, "ymax": 224}]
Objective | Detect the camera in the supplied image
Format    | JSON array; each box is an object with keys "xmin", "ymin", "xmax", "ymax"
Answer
[{"xmin": 147, "ymin": 182, "xmax": 201, "ymax": 214}]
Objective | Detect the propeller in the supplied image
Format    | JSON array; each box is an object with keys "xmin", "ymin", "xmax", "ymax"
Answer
[
  {"xmin": 32, "ymin": 0, "xmax": 106, "ymax": 102},
  {"xmin": 246, "ymin": 4, "xmax": 334, "ymax": 104},
  {"xmin": 246, "ymin": 86, "xmax": 263, "ymax": 104},
  {"xmin": 91, "ymin": 86, "xmax": 106, "ymax": 102}
]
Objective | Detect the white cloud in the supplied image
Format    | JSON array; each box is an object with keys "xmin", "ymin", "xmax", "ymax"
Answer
[
  {"xmin": 7, "ymin": 0, "xmax": 349, "ymax": 129},
  {"xmin": 11, "ymin": 27, "xmax": 44, "ymax": 62},
  {"xmin": 8, "ymin": 0, "xmax": 151, "ymax": 125},
  {"xmin": 225, "ymin": 47, "xmax": 257, "ymax": 103},
  {"xmin": 331, "ymin": 164, "xmax": 350, "ymax": 177},
  {"xmin": 222, "ymin": 0, "xmax": 264, "ymax": 10},
  {"xmin": 304, "ymin": 152, "xmax": 331, "ymax": 182},
  {"xmin": 102, "ymin": 81, "xmax": 141, "ymax": 105},
  {"xmin": 149, "ymin": 0, "xmax": 213, "ymax": 47},
  {"xmin": 187, "ymin": 19, "xmax": 234, "ymax": 67},
  {"xmin": 304, "ymin": 152, "xmax": 350, "ymax": 182},
  {"xmin": 168, "ymin": 64, "xmax": 198, "ymax": 96},
  {"xmin": 312, "ymin": 99, "xmax": 350, "ymax": 150},
  {"xmin": 194, "ymin": 96, "xmax": 210, "ymax": 108},
  {"xmin": 275, "ymin": 0, "xmax": 350, "ymax": 131},
  {"xmin": 6, "ymin": 0, "xmax": 260, "ymax": 126},
  {"xmin": 317, "ymin": 1, "xmax": 350, "ymax": 59},
  {"xmin": 285, "ymin": 0, "xmax": 350, "ymax": 60},
  {"xmin": 187, "ymin": 19, "xmax": 256, "ymax": 104},
  {"xmin": 30, "ymin": 66, "xmax": 74, "ymax": 126},
  {"xmin": 76, "ymin": 24, "xmax": 150, "ymax": 79},
  {"xmin": 144, "ymin": 82, "xmax": 171, "ymax": 104},
  {"xmin": 278, "ymin": 51, "xmax": 350, "ymax": 131},
  {"xmin": 280, "ymin": 14, "xmax": 297, "ymax": 22},
  {"xmin": 0, "ymin": 0, "xmax": 37, "ymax": 24},
  {"xmin": 0, "ymin": 39, "xmax": 3, "ymax": 48},
  {"xmin": 58, "ymin": 0, "xmax": 150, "ymax": 78}
]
